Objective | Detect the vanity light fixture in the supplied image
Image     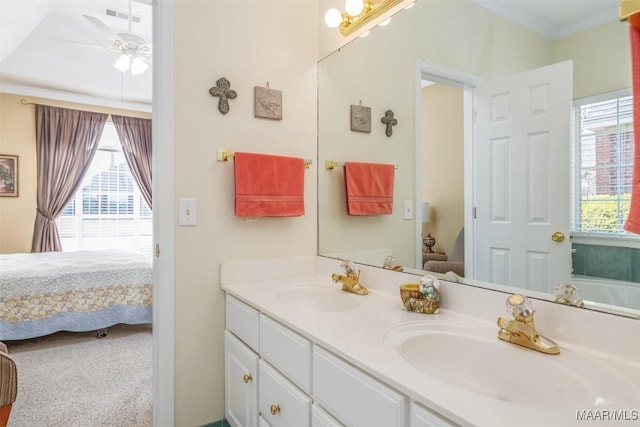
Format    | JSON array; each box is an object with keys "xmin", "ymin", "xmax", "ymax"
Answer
[
  {"xmin": 620, "ymin": 0, "xmax": 640, "ymax": 21},
  {"xmin": 324, "ymin": 0, "xmax": 414, "ymax": 36}
]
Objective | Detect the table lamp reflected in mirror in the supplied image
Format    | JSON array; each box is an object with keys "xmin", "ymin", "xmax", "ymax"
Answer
[{"xmin": 421, "ymin": 202, "xmax": 436, "ymax": 253}]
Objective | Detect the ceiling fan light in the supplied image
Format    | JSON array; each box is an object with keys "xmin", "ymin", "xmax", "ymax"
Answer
[
  {"xmin": 113, "ymin": 54, "xmax": 130, "ymax": 73},
  {"xmin": 130, "ymin": 57, "xmax": 148, "ymax": 75}
]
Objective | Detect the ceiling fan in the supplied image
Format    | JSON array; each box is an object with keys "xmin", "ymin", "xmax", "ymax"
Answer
[
  {"xmin": 81, "ymin": 13, "xmax": 152, "ymax": 75},
  {"xmin": 52, "ymin": 4, "xmax": 152, "ymax": 75}
]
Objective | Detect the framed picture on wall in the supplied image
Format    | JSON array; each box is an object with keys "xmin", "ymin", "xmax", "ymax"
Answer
[
  {"xmin": 0, "ymin": 154, "xmax": 18, "ymax": 197},
  {"xmin": 350, "ymin": 104, "xmax": 371, "ymax": 133}
]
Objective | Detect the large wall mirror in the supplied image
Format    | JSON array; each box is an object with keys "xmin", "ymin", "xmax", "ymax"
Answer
[{"xmin": 318, "ymin": 0, "xmax": 640, "ymax": 318}]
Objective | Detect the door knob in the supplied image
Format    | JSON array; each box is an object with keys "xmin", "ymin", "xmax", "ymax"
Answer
[
  {"xmin": 551, "ymin": 232, "xmax": 565, "ymax": 242},
  {"xmin": 243, "ymin": 374, "xmax": 252, "ymax": 383},
  {"xmin": 270, "ymin": 404, "xmax": 281, "ymax": 415}
]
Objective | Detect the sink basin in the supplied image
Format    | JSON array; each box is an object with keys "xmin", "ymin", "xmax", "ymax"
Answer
[
  {"xmin": 384, "ymin": 321, "xmax": 637, "ymax": 408},
  {"xmin": 275, "ymin": 285, "xmax": 361, "ymax": 312}
]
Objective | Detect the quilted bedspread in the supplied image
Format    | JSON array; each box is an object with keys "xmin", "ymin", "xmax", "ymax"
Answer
[{"xmin": 0, "ymin": 250, "xmax": 152, "ymax": 340}]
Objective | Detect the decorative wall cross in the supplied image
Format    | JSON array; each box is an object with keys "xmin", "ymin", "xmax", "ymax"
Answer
[
  {"xmin": 209, "ymin": 77, "xmax": 237, "ymax": 114},
  {"xmin": 381, "ymin": 110, "xmax": 397, "ymax": 137}
]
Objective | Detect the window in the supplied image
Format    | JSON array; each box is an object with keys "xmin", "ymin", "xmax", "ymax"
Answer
[
  {"xmin": 571, "ymin": 92, "xmax": 634, "ymax": 236},
  {"xmin": 57, "ymin": 123, "xmax": 152, "ymax": 255}
]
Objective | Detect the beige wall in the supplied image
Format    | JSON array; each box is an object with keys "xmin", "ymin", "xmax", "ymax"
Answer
[
  {"xmin": 553, "ymin": 20, "xmax": 630, "ymax": 100},
  {"xmin": 0, "ymin": 92, "xmax": 150, "ymax": 254},
  {"xmin": 172, "ymin": 1, "xmax": 318, "ymax": 424},
  {"xmin": 421, "ymin": 84, "xmax": 464, "ymax": 255}
]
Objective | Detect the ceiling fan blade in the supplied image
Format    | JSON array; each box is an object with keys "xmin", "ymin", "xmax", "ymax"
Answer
[
  {"xmin": 50, "ymin": 37, "xmax": 120, "ymax": 53},
  {"xmin": 82, "ymin": 14, "xmax": 120, "ymax": 43},
  {"xmin": 118, "ymin": 32, "xmax": 147, "ymax": 46}
]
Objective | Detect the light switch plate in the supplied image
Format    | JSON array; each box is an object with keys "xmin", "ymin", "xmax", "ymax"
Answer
[
  {"xmin": 403, "ymin": 200, "xmax": 413, "ymax": 220},
  {"xmin": 178, "ymin": 198, "xmax": 197, "ymax": 226}
]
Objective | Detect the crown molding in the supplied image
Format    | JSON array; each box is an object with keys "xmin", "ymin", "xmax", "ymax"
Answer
[
  {"xmin": 474, "ymin": 0, "xmax": 618, "ymax": 40},
  {"xmin": 0, "ymin": 81, "xmax": 151, "ymax": 113}
]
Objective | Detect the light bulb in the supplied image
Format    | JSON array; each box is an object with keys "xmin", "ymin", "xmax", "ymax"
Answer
[
  {"xmin": 113, "ymin": 54, "xmax": 130, "ymax": 73},
  {"xmin": 324, "ymin": 8, "xmax": 343, "ymax": 28},
  {"xmin": 378, "ymin": 17, "xmax": 392, "ymax": 26},
  {"xmin": 130, "ymin": 57, "xmax": 149, "ymax": 75},
  {"xmin": 345, "ymin": 0, "xmax": 364, "ymax": 15}
]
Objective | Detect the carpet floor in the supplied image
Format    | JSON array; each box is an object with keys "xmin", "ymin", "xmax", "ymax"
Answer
[{"xmin": 5, "ymin": 323, "xmax": 152, "ymax": 427}]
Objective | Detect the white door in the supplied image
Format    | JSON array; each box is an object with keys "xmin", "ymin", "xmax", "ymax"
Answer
[{"xmin": 473, "ymin": 61, "xmax": 572, "ymax": 293}]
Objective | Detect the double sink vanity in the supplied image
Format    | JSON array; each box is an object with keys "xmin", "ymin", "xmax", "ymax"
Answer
[{"xmin": 222, "ymin": 256, "xmax": 640, "ymax": 427}]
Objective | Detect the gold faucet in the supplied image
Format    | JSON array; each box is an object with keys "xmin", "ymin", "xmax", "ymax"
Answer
[
  {"xmin": 331, "ymin": 260, "xmax": 369, "ymax": 295},
  {"xmin": 497, "ymin": 294, "xmax": 560, "ymax": 355}
]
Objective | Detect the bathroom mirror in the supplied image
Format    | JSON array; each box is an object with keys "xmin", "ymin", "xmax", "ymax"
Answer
[{"xmin": 318, "ymin": 0, "xmax": 640, "ymax": 317}]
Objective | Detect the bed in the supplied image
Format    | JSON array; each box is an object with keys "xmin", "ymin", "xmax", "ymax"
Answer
[{"xmin": 0, "ymin": 250, "xmax": 152, "ymax": 341}]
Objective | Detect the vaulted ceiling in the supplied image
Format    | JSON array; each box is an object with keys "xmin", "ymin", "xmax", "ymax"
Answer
[{"xmin": 0, "ymin": 0, "xmax": 152, "ymax": 109}]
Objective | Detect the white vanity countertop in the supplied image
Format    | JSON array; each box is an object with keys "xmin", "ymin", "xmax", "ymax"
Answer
[{"xmin": 221, "ymin": 256, "xmax": 640, "ymax": 427}]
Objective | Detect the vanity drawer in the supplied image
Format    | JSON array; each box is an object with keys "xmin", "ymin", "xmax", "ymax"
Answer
[
  {"xmin": 312, "ymin": 404, "xmax": 344, "ymax": 427},
  {"xmin": 226, "ymin": 294, "xmax": 260, "ymax": 351},
  {"xmin": 313, "ymin": 346, "xmax": 405, "ymax": 427},
  {"xmin": 411, "ymin": 402, "xmax": 458, "ymax": 427},
  {"xmin": 259, "ymin": 314, "xmax": 312, "ymax": 394},
  {"xmin": 259, "ymin": 359, "xmax": 311, "ymax": 427}
]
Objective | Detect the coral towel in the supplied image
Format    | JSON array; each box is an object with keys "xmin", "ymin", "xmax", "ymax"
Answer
[
  {"xmin": 625, "ymin": 22, "xmax": 640, "ymax": 234},
  {"xmin": 234, "ymin": 152, "xmax": 305, "ymax": 217},
  {"xmin": 344, "ymin": 162, "xmax": 395, "ymax": 215}
]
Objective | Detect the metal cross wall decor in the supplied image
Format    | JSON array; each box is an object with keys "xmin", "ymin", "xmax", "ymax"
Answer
[
  {"xmin": 209, "ymin": 77, "xmax": 237, "ymax": 114},
  {"xmin": 381, "ymin": 110, "xmax": 397, "ymax": 137}
]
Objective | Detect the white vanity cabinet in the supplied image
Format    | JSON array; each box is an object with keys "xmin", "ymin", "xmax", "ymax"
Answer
[
  {"xmin": 226, "ymin": 295, "xmax": 313, "ymax": 427},
  {"xmin": 225, "ymin": 293, "xmax": 452, "ymax": 427}
]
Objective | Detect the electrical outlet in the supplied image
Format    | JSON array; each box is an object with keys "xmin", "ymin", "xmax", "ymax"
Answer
[
  {"xmin": 178, "ymin": 198, "xmax": 197, "ymax": 226},
  {"xmin": 403, "ymin": 200, "xmax": 413, "ymax": 220}
]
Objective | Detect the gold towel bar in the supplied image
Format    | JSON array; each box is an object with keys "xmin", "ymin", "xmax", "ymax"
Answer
[
  {"xmin": 217, "ymin": 150, "xmax": 312, "ymax": 168},
  {"xmin": 325, "ymin": 160, "xmax": 398, "ymax": 170}
]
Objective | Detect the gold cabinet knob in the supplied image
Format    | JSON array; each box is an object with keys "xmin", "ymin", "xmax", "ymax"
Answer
[
  {"xmin": 551, "ymin": 232, "xmax": 565, "ymax": 242},
  {"xmin": 243, "ymin": 374, "xmax": 252, "ymax": 383},
  {"xmin": 270, "ymin": 404, "xmax": 281, "ymax": 415}
]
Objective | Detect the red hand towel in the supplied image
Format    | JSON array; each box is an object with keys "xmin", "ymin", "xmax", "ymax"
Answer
[
  {"xmin": 234, "ymin": 152, "xmax": 305, "ymax": 217},
  {"xmin": 344, "ymin": 162, "xmax": 395, "ymax": 215},
  {"xmin": 624, "ymin": 23, "xmax": 640, "ymax": 234}
]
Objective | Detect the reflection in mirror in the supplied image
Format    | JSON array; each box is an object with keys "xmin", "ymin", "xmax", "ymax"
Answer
[{"xmin": 318, "ymin": 0, "xmax": 640, "ymax": 318}]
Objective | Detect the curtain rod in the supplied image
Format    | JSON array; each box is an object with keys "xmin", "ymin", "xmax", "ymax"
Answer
[{"xmin": 19, "ymin": 98, "xmax": 150, "ymax": 122}]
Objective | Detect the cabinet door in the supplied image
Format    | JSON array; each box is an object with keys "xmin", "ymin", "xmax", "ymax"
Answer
[
  {"xmin": 225, "ymin": 331, "xmax": 259, "ymax": 427},
  {"xmin": 411, "ymin": 402, "xmax": 458, "ymax": 427},
  {"xmin": 259, "ymin": 360, "xmax": 311, "ymax": 427}
]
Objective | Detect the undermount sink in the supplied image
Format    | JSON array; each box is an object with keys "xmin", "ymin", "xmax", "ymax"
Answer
[
  {"xmin": 275, "ymin": 284, "xmax": 361, "ymax": 312},
  {"xmin": 384, "ymin": 321, "xmax": 637, "ymax": 409}
]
